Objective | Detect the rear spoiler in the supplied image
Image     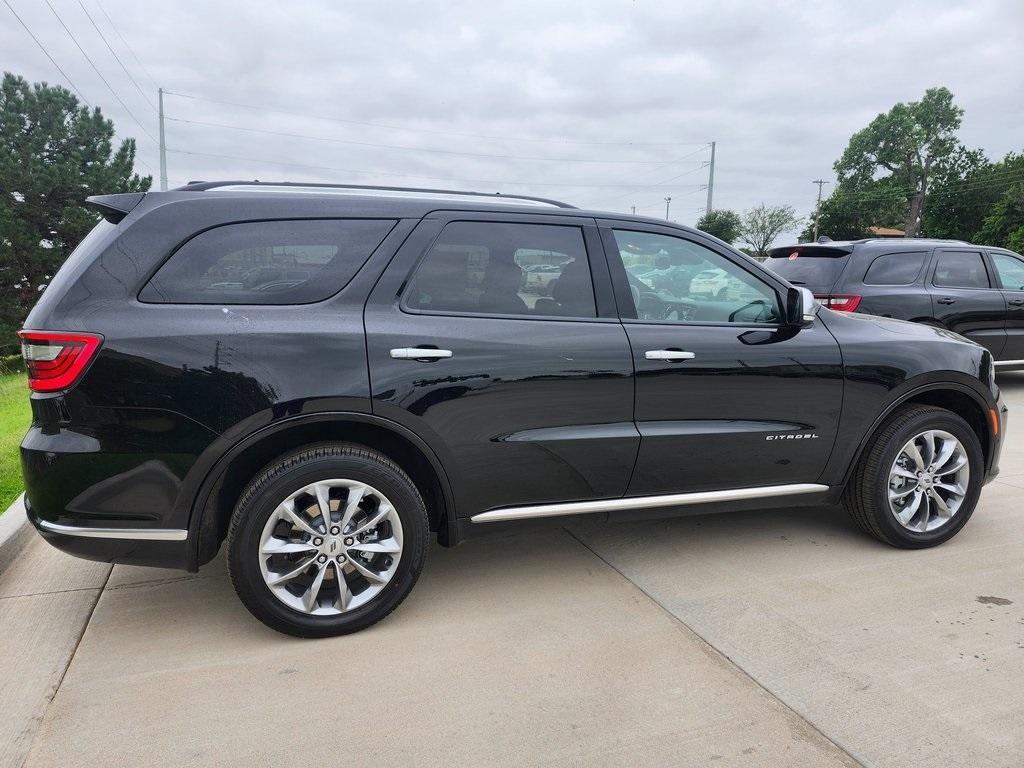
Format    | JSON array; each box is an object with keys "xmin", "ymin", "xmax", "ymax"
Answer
[
  {"xmin": 84, "ymin": 192, "xmax": 145, "ymax": 223},
  {"xmin": 767, "ymin": 244, "xmax": 854, "ymax": 259}
]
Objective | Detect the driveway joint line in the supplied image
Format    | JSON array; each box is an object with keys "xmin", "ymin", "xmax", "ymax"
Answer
[
  {"xmin": 29, "ymin": 564, "xmax": 113, "ymax": 756},
  {"xmin": 564, "ymin": 527, "xmax": 867, "ymax": 768}
]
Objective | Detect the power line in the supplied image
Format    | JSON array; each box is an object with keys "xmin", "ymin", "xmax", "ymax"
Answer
[
  {"xmin": 3, "ymin": 0, "xmax": 91, "ymax": 106},
  {"xmin": 164, "ymin": 147, "xmax": 707, "ymax": 190},
  {"xmin": 162, "ymin": 115, "xmax": 704, "ymax": 165},
  {"xmin": 825, "ymin": 170, "xmax": 1024, "ymax": 208},
  {"xmin": 43, "ymin": 0, "xmax": 156, "ymax": 143},
  {"xmin": 76, "ymin": 0, "xmax": 156, "ymax": 111},
  {"xmin": 163, "ymin": 89, "xmax": 705, "ymax": 148},
  {"xmin": 93, "ymin": 0, "xmax": 158, "ymax": 91},
  {"xmin": 587, "ymin": 161, "xmax": 711, "ymax": 209}
]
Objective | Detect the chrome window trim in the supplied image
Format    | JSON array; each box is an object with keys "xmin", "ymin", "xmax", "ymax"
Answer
[
  {"xmin": 37, "ymin": 519, "xmax": 188, "ymax": 541},
  {"xmin": 471, "ymin": 483, "xmax": 829, "ymax": 523}
]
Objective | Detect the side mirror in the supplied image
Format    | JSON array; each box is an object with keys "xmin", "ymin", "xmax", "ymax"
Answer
[{"xmin": 787, "ymin": 286, "xmax": 819, "ymax": 326}]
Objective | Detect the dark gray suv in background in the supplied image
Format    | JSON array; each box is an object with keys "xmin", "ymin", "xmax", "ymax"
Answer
[{"xmin": 766, "ymin": 238, "xmax": 1024, "ymax": 370}]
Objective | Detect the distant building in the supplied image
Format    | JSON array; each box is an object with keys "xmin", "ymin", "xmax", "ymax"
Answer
[{"xmin": 866, "ymin": 226, "xmax": 905, "ymax": 238}]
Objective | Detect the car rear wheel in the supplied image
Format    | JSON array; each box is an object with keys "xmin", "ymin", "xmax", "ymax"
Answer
[
  {"xmin": 227, "ymin": 443, "xmax": 428, "ymax": 637},
  {"xmin": 844, "ymin": 405, "xmax": 983, "ymax": 548}
]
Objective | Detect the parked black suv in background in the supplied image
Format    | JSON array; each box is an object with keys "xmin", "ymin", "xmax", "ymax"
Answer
[
  {"xmin": 766, "ymin": 238, "xmax": 1024, "ymax": 368},
  {"xmin": 21, "ymin": 183, "xmax": 1006, "ymax": 637}
]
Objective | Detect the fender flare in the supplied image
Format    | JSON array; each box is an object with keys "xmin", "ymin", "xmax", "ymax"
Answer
[
  {"xmin": 187, "ymin": 411, "xmax": 458, "ymax": 567},
  {"xmin": 837, "ymin": 379, "xmax": 995, "ymax": 489}
]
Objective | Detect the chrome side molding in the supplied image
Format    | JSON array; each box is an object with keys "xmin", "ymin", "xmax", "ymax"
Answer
[
  {"xmin": 471, "ymin": 483, "xmax": 829, "ymax": 523},
  {"xmin": 37, "ymin": 519, "xmax": 188, "ymax": 541},
  {"xmin": 994, "ymin": 359, "xmax": 1024, "ymax": 367}
]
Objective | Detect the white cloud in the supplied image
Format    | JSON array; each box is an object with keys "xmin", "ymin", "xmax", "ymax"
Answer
[{"xmin": 2, "ymin": 0, "xmax": 1022, "ymax": 232}]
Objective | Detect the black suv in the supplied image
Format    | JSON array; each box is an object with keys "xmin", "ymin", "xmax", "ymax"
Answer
[
  {"xmin": 21, "ymin": 182, "xmax": 1006, "ymax": 637},
  {"xmin": 766, "ymin": 238, "xmax": 1024, "ymax": 369}
]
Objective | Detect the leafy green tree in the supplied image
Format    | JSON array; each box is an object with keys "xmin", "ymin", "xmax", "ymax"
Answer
[
  {"xmin": 835, "ymin": 87, "xmax": 963, "ymax": 237},
  {"xmin": 695, "ymin": 209, "xmax": 742, "ymax": 243},
  {"xmin": 926, "ymin": 151, "xmax": 1024, "ymax": 242},
  {"xmin": 739, "ymin": 204, "xmax": 802, "ymax": 257},
  {"xmin": 799, "ymin": 177, "xmax": 906, "ymax": 241},
  {"xmin": 0, "ymin": 72, "xmax": 149, "ymax": 352},
  {"xmin": 976, "ymin": 181, "xmax": 1024, "ymax": 253}
]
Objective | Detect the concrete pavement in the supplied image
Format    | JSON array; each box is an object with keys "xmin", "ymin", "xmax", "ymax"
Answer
[{"xmin": 4, "ymin": 375, "xmax": 1024, "ymax": 767}]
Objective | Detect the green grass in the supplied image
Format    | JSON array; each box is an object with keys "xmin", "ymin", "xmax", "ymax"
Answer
[{"xmin": 0, "ymin": 371, "xmax": 31, "ymax": 514}]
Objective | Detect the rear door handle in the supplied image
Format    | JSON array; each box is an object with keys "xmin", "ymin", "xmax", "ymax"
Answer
[
  {"xmin": 645, "ymin": 350, "xmax": 696, "ymax": 361},
  {"xmin": 390, "ymin": 347, "xmax": 453, "ymax": 360},
  {"xmin": 937, "ymin": 297, "xmax": 957, "ymax": 305},
  {"xmin": 1009, "ymin": 299, "xmax": 1024, "ymax": 306}
]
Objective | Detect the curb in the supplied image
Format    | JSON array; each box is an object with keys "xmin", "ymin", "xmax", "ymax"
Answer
[{"xmin": 0, "ymin": 493, "xmax": 30, "ymax": 576}]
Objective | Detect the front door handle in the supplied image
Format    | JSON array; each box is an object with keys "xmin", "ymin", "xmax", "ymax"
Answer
[
  {"xmin": 645, "ymin": 350, "xmax": 696, "ymax": 361},
  {"xmin": 937, "ymin": 297, "xmax": 957, "ymax": 305},
  {"xmin": 1009, "ymin": 299, "xmax": 1024, "ymax": 306},
  {"xmin": 390, "ymin": 347, "xmax": 453, "ymax": 360}
]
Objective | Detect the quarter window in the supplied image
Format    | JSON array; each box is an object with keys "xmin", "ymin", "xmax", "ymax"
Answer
[
  {"xmin": 991, "ymin": 252, "xmax": 1024, "ymax": 290},
  {"xmin": 933, "ymin": 251, "xmax": 990, "ymax": 289},
  {"xmin": 140, "ymin": 219, "xmax": 396, "ymax": 304},
  {"xmin": 610, "ymin": 230, "xmax": 780, "ymax": 324},
  {"xmin": 404, "ymin": 221, "xmax": 596, "ymax": 318},
  {"xmin": 863, "ymin": 252, "xmax": 927, "ymax": 285}
]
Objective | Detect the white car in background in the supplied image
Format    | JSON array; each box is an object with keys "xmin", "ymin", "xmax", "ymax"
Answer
[{"xmin": 689, "ymin": 268, "xmax": 733, "ymax": 299}]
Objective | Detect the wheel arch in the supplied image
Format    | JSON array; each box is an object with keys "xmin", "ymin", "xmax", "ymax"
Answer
[
  {"xmin": 189, "ymin": 412, "xmax": 458, "ymax": 569},
  {"xmin": 839, "ymin": 381, "xmax": 993, "ymax": 490}
]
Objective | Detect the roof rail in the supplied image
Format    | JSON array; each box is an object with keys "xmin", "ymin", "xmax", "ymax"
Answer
[{"xmin": 172, "ymin": 180, "xmax": 576, "ymax": 209}]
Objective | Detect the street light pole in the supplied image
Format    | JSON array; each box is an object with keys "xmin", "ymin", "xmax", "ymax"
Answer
[
  {"xmin": 705, "ymin": 141, "xmax": 716, "ymax": 214},
  {"xmin": 812, "ymin": 179, "xmax": 830, "ymax": 240},
  {"xmin": 158, "ymin": 87, "xmax": 168, "ymax": 191},
  {"xmin": 664, "ymin": 196, "xmax": 672, "ymax": 221}
]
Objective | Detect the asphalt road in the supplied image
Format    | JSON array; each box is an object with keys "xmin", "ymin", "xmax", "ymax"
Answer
[{"xmin": 3, "ymin": 376, "xmax": 1023, "ymax": 767}]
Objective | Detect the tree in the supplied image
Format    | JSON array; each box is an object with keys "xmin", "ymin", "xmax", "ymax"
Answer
[
  {"xmin": 739, "ymin": 204, "xmax": 802, "ymax": 257},
  {"xmin": 926, "ymin": 151, "xmax": 1024, "ymax": 242},
  {"xmin": 0, "ymin": 73, "xmax": 149, "ymax": 352},
  {"xmin": 834, "ymin": 87, "xmax": 963, "ymax": 237},
  {"xmin": 976, "ymin": 181, "xmax": 1024, "ymax": 253},
  {"xmin": 798, "ymin": 177, "xmax": 905, "ymax": 242},
  {"xmin": 695, "ymin": 209, "xmax": 741, "ymax": 243}
]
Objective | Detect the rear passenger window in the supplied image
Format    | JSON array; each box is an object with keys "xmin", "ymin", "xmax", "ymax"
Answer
[
  {"xmin": 140, "ymin": 219, "xmax": 396, "ymax": 304},
  {"xmin": 863, "ymin": 252, "xmax": 926, "ymax": 285},
  {"xmin": 404, "ymin": 221, "xmax": 596, "ymax": 318},
  {"xmin": 933, "ymin": 251, "xmax": 990, "ymax": 289}
]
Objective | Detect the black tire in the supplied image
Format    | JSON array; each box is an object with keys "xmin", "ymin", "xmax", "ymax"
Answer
[
  {"xmin": 227, "ymin": 443, "xmax": 428, "ymax": 638},
  {"xmin": 844, "ymin": 405, "xmax": 983, "ymax": 548}
]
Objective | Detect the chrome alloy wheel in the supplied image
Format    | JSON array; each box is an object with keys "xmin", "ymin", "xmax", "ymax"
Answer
[
  {"xmin": 888, "ymin": 429, "xmax": 969, "ymax": 533},
  {"xmin": 258, "ymin": 480, "xmax": 403, "ymax": 615}
]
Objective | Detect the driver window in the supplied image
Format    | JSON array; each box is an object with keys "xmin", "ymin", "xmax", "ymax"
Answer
[{"xmin": 611, "ymin": 230, "xmax": 781, "ymax": 324}]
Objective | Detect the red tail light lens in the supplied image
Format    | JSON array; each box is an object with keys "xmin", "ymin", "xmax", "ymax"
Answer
[
  {"xmin": 815, "ymin": 294, "xmax": 862, "ymax": 312},
  {"xmin": 18, "ymin": 331, "xmax": 103, "ymax": 392}
]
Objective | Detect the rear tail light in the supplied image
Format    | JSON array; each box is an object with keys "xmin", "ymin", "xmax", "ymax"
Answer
[
  {"xmin": 18, "ymin": 331, "xmax": 103, "ymax": 392},
  {"xmin": 815, "ymin": 294, "xmax": 862, "ymax": 312}
]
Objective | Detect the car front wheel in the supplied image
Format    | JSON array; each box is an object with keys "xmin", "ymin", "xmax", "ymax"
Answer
[
  {"xmin": 844, "ymin": 405, "xmax": 983, "ymax": 548},
  {"xmin": 227, "ymin": 443, "xmax": 428, "ymax": 637}
]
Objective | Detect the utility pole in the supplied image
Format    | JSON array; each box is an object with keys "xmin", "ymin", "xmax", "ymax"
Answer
[
  {"xmin": 812, "ymin": 179, "xmax": 830, "ymax": 240},
  {"xmin": 705, "ymin": 141, "xmax": 716, "ymax": 214},
  {"xmin": 630, "ymin": 205, "xmax": 636, "ymax": 215},
  {"xmin": 158, "ymin": 87, "xmax": 168, "ymax": 191},
  {"xmin": 664, "ymin": 197, "xmax": 672, "ymax": 220}
]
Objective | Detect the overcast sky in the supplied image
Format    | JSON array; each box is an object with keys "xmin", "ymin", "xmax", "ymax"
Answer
[{"xmin": 3, "ymin": 0, "xmax": 1023, "ymax": 234}]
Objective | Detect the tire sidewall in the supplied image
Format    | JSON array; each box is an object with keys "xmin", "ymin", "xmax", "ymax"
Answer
[
  {"xmin": 229, "ymin": 450, "xmax": 427, "ymax": 637},
  {"xmin": 868, "ymin": 411, "xmax": 983, "ymax": 547}
]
